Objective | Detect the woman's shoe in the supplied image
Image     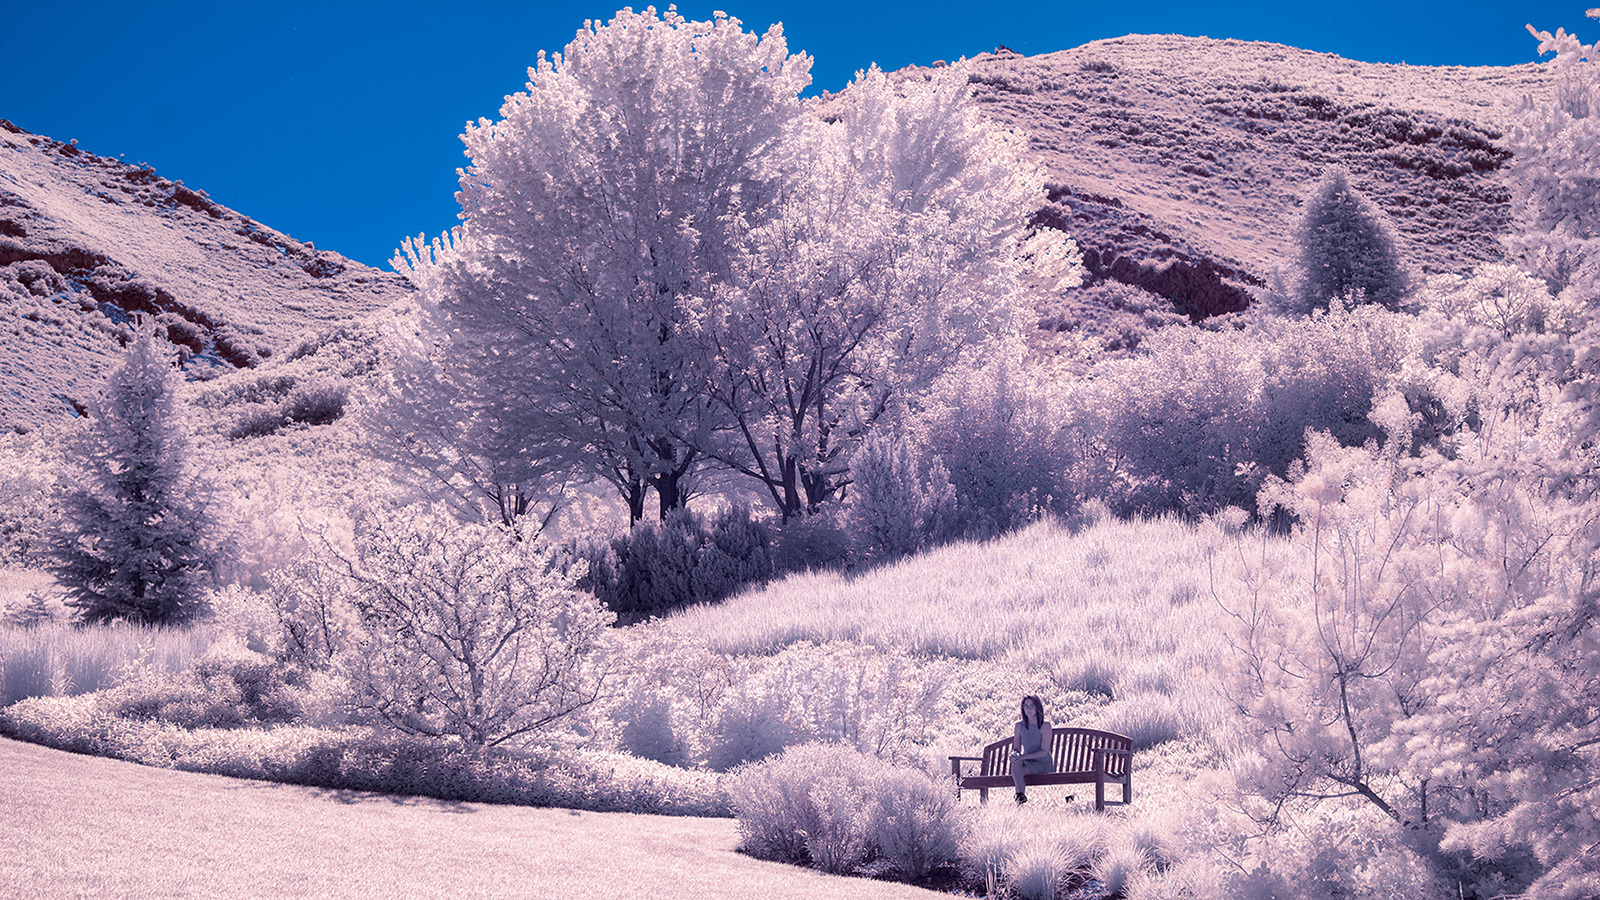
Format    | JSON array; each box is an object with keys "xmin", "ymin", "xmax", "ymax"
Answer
[{"xmin": 1015, "ymin": 792, "xmax": 1028, "ymax": 804}]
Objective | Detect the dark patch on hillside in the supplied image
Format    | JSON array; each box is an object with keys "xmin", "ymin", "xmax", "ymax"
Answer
[{"xmin": 1035, "ymin": 184, "xmax": 1258, "ymax": 321}]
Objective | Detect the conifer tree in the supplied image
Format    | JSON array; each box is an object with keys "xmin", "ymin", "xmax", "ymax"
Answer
[
  {"xmin": 1293, "ymin": 168, "xmax": 1409, "ymax": 312},
  {"xmin": 47, "ymin": 322, "xmax": 217, "ymax": 624}
]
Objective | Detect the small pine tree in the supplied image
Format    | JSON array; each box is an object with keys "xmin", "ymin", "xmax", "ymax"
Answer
[
  {"xmin": 47, "ymin": 322, "xmax": 217, "ymax": 624},
  {"xmin": 1293, "ymin": 168, "xmax": 1409, "ymax": 312}
]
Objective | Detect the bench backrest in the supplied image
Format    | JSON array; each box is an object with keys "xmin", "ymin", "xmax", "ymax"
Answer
[{"xmin": 980, "ymin": 727, "xmax": 1133, "ymax": 778}]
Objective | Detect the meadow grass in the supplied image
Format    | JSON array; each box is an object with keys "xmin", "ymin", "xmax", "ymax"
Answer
[
  {"xmin": 663, "ymin": 515, "xmax": 1276, "ymax": 751},
  {"xmin": 0, "ymin": 618, "xmax": 215, "ymax": 707}
]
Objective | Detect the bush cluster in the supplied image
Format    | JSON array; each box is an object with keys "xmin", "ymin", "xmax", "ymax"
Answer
[
  {"xmin": 104, "ymin": 643, "xmax": 306, "ymax": 728},
  {"xmin": 726, "ymin": 743, "xmax": 966, "ymax": 880},
  {"xmin": 576, "ymin": 506, "xmax": 773, "ymax": 622},
  {"xmin": 223, "ymin": 375, "xmax": 349, "ymax": 439}
]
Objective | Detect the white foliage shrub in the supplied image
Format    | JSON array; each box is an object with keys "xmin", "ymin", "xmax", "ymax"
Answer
[
  {"xmin": 704, "ymin": 675, "xmax": 805, "ymax": 772},
  {"xmin": 869, "ymin": 765, "xmax": 969, "ymax": 880},
  {"xmin": 729, "ymin": 743, "xmax": 869, "ymax": 868},
  {"xmin": 0, "ymin": 429, "xmax": 62, "ymax": 566},
  {"xmin": 258, "ymin": 559, "xmax": 360, "ymax": 670},
  {"xmin": 615, "ymin": 684, "xmax": 686, "ymax": 767},
  {"xmin": 918, "ymin": 356, "xmax": 1081, "ymax": 536},
  {"xmin": 1210, "ymin": 808, "xmax": 1450, "ymax": 900},
  {"xmin": 1416, "ymin": 263, "xmax": 1581, "ymax": 339},
  {"xmin": 698, "ymin": 641, "xmax": 946, "ymax": 770},
  {"xmin": 337, "ymin": 506, "xmax": 615, "ymax": 747},
  {"xmin": 1078, "ymin": 303, "xmax": 1403, "ymax": 516}
]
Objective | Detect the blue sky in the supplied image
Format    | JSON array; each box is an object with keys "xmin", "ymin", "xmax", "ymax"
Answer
[{"xmin": 0, "ymin": 0, "xmax": 1590, "ymax": 269}]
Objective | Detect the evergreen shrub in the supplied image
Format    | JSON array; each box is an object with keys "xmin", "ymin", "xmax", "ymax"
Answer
[{"xmin": 580, "ymin": 506, "xmax": 772, "ymax": 622}]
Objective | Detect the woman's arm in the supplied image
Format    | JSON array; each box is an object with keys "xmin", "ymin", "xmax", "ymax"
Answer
[{"xmin": 1013, "ymin": 721, "xmax": 1023, "ymax": 754}]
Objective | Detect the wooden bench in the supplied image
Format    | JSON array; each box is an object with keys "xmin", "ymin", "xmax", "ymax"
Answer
[{"xmin": 949, "ymin": 727, "xmax": 1133, "ymax": 811}]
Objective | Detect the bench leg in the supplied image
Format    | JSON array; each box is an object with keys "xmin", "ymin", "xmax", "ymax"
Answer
[
  {"xmin": 1095, "ymin": 774, "xmax": 1105, "ymax": 812},
  {"xmin": 979, "ymin": 787, "xmax": 989, "ymax": 805}
]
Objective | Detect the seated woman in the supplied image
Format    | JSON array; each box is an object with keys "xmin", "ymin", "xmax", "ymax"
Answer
[{"xmin": 1010, "ymin": 694, "xmax": 1053, "ymax": 803}]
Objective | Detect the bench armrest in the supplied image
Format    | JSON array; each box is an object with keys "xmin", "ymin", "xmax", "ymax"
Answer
[
  {"xmin": 1088, "ymin": 747, "xmax": 1132, "ymax": 772},
  {"xmin": 949, "ymin": 755, "xmax": 983, "ymax": 777}
]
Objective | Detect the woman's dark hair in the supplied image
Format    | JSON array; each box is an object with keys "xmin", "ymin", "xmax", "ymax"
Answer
[{"xmin": 1021, "ymin": 694, "xmax": 1045, "ymax": 726}]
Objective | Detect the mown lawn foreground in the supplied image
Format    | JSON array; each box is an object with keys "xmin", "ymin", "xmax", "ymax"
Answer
[{"xmin": 0, "ymin": 737, "xmax": 948, "ymax": 900}]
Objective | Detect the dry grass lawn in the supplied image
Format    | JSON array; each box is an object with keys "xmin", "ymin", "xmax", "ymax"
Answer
[{"xmin": 0, "ymin": 737, "xmax": 947, "ymax": 900}]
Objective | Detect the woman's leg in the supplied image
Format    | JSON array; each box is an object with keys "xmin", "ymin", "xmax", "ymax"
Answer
[{"xmin": 1013, "ymin": 757, "xmax": 1050, "ymax": 798}]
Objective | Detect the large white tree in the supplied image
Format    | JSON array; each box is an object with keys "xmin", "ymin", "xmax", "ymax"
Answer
[
  {"xmin": 686, "ymin": 65, "xmax": 1080, "ymax": 517},
  {"xmin": 46, "ymin": 322, "xmax": 218, "ymax": 624},
  {"xmin": 394, "ymin": 8, "xmax": 812, "ymax": 523}
]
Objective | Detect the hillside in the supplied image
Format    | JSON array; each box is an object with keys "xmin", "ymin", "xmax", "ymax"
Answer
[
  {"xmin": 955, "ymin": 34, "xmax": 1556, "ymax": 318},
  {"xmin": 0, "ymin": 35, "xmax": 1560, "ymax": 431},
  {"xmin": 0, "ymin": 120, "xmax": 412, "ymax": 431}
]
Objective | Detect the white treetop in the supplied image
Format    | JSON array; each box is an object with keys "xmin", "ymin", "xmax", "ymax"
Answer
[
  {"xmin": 393, "ymin": 7, "xmax": 1079, "ymax": 522},
  {"xmin": 688, "ymin": 64, "xmax": 1080, "ymax": 517},
  {"xmin": 395, "ymin": 7, "xmax": 812, "ymax": 522}
]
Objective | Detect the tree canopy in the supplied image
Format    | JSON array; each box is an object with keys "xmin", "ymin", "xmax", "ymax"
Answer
[{"xmin": 392, "ymin": 7, "xmax": 1077, "ymax": 523}]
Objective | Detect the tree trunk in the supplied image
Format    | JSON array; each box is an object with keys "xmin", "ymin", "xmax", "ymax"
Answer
[
  {"xmin": 625, "ymin": 477, "xmax": 647, "ymax": 526},
  {"xmin": 656, "ymin": 469, "xmax": 683, "ymax": 520},
  {"xmin": 779, "ymin": 455, "xmax": 804, "ymax": 522},
  {"xmin": 650, "ymin": 440, "xmax": 696, "ymax": 520}
]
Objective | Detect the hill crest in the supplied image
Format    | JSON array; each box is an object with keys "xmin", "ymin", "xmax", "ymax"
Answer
[{"xmin": 0, "ymin": 120, "xmax": 412, "ymax": 430}]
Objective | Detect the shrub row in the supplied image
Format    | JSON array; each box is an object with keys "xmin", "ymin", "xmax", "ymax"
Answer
[{"xmin": 0, "ymin": 674, "xmax": 728, "ymax": 817}]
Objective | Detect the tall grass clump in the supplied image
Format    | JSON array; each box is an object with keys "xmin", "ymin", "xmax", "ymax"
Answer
[
  {"xmin": 1092, "ymin": 840, "xmax": 1152, "ymax": 898},
  {"xmin": 1008, "ymin": 843, "xmax": 1067, "ymax": 900},
  {"xmin": 0, "ymin": 621, "xmax": 213, "ymax": 707}
]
